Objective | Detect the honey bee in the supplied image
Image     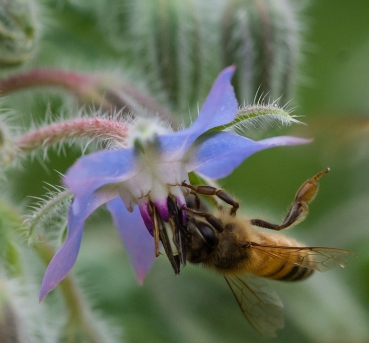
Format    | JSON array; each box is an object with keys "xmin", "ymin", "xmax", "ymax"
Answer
[{"xmin": 179, "ymin": 169, "xmax": 352, "ymax": 337}]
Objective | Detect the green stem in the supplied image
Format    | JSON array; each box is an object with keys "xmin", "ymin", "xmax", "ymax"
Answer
[
  {"xmin": 0, "ymin": 200, "xmax": 104, "ymax": 342},
  {"xmin": 0, "ymin": 200, "xmax": 24, "ymax": 276},
  {"xmin": 34, "ymin": 240, "xmax": 102, "ymax": 343}
]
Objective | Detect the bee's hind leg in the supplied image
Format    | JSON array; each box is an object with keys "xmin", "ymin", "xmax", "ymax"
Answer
[{"xmin": 250, "ymin": 168, "xmax": 330, "ymax": 231}]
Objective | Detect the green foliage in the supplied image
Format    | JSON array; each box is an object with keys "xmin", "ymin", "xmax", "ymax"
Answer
[{"xmin": 1, "ymin": 0, "xmax": 369, "ymax": 342}]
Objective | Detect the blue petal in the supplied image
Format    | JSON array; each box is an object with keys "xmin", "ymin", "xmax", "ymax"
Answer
[
  {"xmin": 158, "ymin": 66, "xmax": 238, "ymax": 160},
  {"xmin": 64, "ymin": 148, "xmax": 138, "ymax": 205},
  {"xmin": 39, "ymin": 190, "xmax": 116, "ymax": 301},
  {"xmin": 190, "ymin": 65, "xmax": 238, "ymax": 130},
  {"xmin": 107, "ymin": 198, "xmax": 156, "ymax": 284},
  {"xmin": 186, "ymin": 132, "xmax": 310, "ymax": 179}
]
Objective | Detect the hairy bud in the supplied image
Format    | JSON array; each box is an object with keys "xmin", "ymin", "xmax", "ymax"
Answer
[
  {"xmin": 0, "ymin": 0, "xmax": 37, "ymax": 66},
  {"xmin": 101, "ymin": 0, "xmax": 211, "ymax": 111},
  {"xmin": 221, "ymin": 0, "xmax": 305, "ymax": 104}
]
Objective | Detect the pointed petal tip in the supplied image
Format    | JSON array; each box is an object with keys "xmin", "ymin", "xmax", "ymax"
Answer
[
  {"xmin": 132, "ymin": 256, "xmax": 156, "ymax": 285},
  {"xmin": 39, "ymin": 282, "xmax": 56, "ymax": 302},
  {"xmin": 281, "ymin": 136, "xmax": 313, "ymax": 145},
  {"xmin": 304, "ymin": 137, "xmax": 314, "ymax": 143},
  {"xmin": 39, "ymin": 294, "xmax": 45, "ymax": 303},
  {"xmin": 226, "ymin": 64, "xmax": 236, "ymax": 73},
  {"xmin": 136, "ymin": 271, "xmax": 146, "ymax": 285},
  {"xmin": 259, "ymin": 136, "xmax": 313, "ymax": 147},
  {"xmin": 219, "ymin": 65, "xmax": 236, "ymax": 80},
  {"xmin": 134, "ymin": 259, "xmax": 155, "ymax": 284},
  {"xmin": 38, "ymin": 269, "xmax": 67, "ymax": 303}
]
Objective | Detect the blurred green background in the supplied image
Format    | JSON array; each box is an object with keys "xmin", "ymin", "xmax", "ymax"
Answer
[{"xmin": 2, "ymin": 0, "xmax": 369, "ymax": 342}]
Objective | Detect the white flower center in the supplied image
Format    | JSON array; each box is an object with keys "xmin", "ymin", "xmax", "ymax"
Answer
[
  {"xmin": 118, "ymin": 146, "xmax": 189, "ymax": 211},
  {"xmin": 126, "ymin": 117, "xmax": 171, "ymax": 147}
]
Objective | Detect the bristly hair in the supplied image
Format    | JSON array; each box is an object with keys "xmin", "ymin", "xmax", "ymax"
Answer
[
  {"xmin": 0, "ymin": 274, "xmax": 61, "ymax": 343},
  {"xmin": 223, "ymin": 94, "xmax": 303, "ymax": 136},
  {"xmin": 24, "ymin": 184, "xmax": 72, "ymax": 246},
  {"xmin": 13, "ymin": 104, "xmax": 135, "ymax": 163}
]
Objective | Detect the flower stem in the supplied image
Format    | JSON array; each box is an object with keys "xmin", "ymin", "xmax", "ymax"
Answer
[
  {"xmin": 0, "ymin": 69, "xmax": 91, "ymax": 94},
  {"xmin": 34, "ymin": 240, "xmax": 103, "ymax": 343},
  {"xmin": 16, "ymin": 118, "xmax": 128, "ymax": 152},
  {"xmin": 0, "ymin": 69, "xmax": 114, "ymax": 110},
  {"xmin": 0, "ymin": 69, "xmax": 176, "ymax": 125},
  {"xmin": 0, "ymin": 200, "xmax": 104, "ymax": 341},
  {"xmin": 26, "ymin": 189, "xmax": 72, "ymax": 244}
]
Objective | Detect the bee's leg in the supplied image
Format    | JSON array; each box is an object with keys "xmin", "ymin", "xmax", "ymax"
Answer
[
  {"xmin": 182, "ymin": 182, "xmax": 239, "ymax": 216},
  {"xmin": 190, "ymin": 191, "xmax": 201, "ymax": 210},
  {"xmin": 250, "ymin": 168, "xmax": 330, "ymax": 231},
  {"xmin": 181, "ymin": 205, "xmax": 224, "ymax": 233},
  {"xmin": 182, "ymin": 182, "xmax": 221, "ymax": 211}
]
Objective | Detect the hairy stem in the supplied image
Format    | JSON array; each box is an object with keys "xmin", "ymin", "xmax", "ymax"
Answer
[
  {"xmin": 26, "ymin": 190, "xmax": 72, "ymax": 244},
  {"xmin": 34, "ymin": 240, "xmax": 102, "ymax": 343},
  {"xmin": 0, "ymin": 69, "xmax": 114, "ymax": 112},
  {"xmin": 0, "ymin": 69, "xmax": 92, "ymax": 94},
  {"xmin": 16, "ymin": 118, "xmax": 128, "ymax": 152},
  {"xmin": 0, "ymin": 69, "xmax": 176, "ymax": 125}
]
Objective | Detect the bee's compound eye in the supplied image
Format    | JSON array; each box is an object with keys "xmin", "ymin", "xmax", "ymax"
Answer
[{"xmin": 197, "ymin": 222, "xmax": 219, "ymax": 249}]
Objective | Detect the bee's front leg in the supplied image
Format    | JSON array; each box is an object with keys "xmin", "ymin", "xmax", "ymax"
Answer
[
  {"xmin": 181, "ymin": 205, "xmax": 224, "ymax": 233},
  {"xmin": 182, "ymin": 182, "xmax": 239, "ymax": 216}
]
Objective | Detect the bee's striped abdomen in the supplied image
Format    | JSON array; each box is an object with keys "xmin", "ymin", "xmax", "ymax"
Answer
[
  {"xmin": 270, "ymin": 264, "xmax": 314, "ymax": 281},
  {"xmin": 255, "ymin": 233, "xmax": 315, "ymax": 282}
]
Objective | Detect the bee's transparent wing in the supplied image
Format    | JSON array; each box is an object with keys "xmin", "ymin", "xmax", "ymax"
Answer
[
  {"xmin": 251, "ymin": 244, "xmax": 353, "ymax": 272},
  {"xmin": 224, "ymin": 275, "xmax": 284, "ymax": 337}
]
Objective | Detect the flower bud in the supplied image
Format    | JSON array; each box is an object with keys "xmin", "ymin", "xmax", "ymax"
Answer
[
  {"xmin": 105, "ymin": 0, "xmax": 212, "ymax": 111},
  {"xmin": 0, "ymin": 0, "xmax": 37, "ymax": 66},
  {"xmin": 221, "ymin": 0, "xmax": 305, "ymax": 104}
]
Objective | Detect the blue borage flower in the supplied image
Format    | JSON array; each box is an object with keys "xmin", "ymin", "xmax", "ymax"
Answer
[{"xmin": 39, "ymin": 66, "xmax": 309, "ymax": 300}]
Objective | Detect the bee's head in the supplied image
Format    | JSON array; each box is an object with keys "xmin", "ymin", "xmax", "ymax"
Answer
[{"xmin": 186, "ymin": 217, "xmax": 220, "ymax": 264}]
